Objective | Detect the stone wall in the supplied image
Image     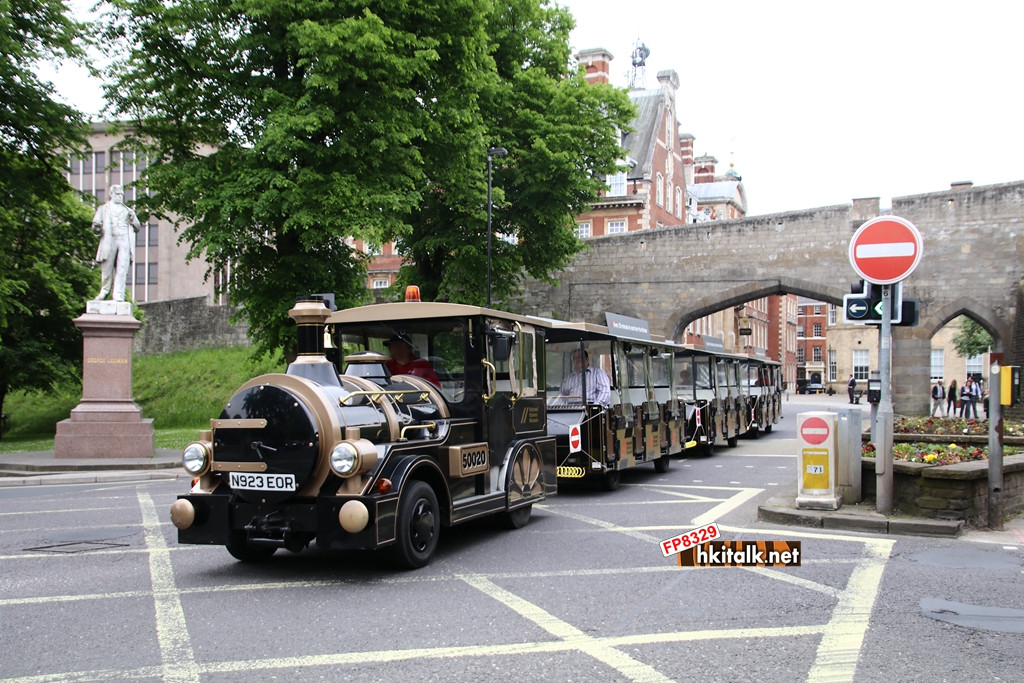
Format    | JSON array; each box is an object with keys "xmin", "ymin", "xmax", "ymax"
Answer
[
  {"xmin": 134, "ymin": 297, "xmax": 249, "ymax": 355},
  {"xmin": 515, "ymin": 180, "xmax": 1024, "ymax": 417},
  {"xmin": 861, "ymin": 455, "xmax": 1024, "ymax": 526}
]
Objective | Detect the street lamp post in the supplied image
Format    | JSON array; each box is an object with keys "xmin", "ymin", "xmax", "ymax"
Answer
[{"xmin": 486, "ymin": 146, "xmax": 507, "ymax": 307}]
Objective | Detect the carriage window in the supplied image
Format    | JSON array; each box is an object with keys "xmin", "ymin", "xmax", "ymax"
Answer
[
  {"xmin": 335, "ymin": 321, "xmax": 467, "ymax": 402},
  {"xmin": 545, "ymin": 341, "xmax": 613, "ymax": 406}
]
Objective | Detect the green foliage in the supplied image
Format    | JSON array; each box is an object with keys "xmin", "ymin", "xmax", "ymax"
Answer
[
  {"xmin": 951, "ymin": 317, "xmax": 992, "ymax": 359},
  {"xmin": 1, "ymin": 346, "xmax": 284, "ymax": 449},
  {"xmin": 0, "ymin": 0, "xmax": 97, "ymax": 422},
  {"xmin": 397, "ymin": 1, "xmax": 636, "ymax": 305},
  {"xmin": 100, "ymin": 0, "xmax": 493, "ymax": 356}
]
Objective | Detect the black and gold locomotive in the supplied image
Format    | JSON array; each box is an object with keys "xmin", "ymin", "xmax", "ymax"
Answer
[{"xmin": 170, "ymin": 292, "xmax": 556, "ymax": 568}]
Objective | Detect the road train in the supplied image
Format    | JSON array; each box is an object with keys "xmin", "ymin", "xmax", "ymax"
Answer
[{"xmin": 169, "ymin": 291, "xmax": 782, "ymax": 567}]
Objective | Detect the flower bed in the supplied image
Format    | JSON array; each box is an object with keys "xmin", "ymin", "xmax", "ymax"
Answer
[
  {"xmin": 862, "ymin": 441, "xmax": 1021, "ymax": 465},
  {"xmin": 892, "ymin": 416, "xmax": 1024, "ymax": 437},
  {"xmin": 859, "ymin": 417, "xmax": 1024, "ymax": 524}
]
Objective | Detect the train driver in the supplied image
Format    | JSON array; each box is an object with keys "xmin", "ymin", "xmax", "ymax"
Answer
[
  {"xmin": 384, "ymin": 334, "xmax": 440, "ymax": 387},
  {"xmin": 560, "ymin": 349, "xmax": 611, "ymax": 407}
]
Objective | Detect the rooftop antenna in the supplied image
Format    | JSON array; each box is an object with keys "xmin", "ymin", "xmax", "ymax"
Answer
[{"xmin": 628, "ymin": 39, "xmax": 649, "ymax": 90}]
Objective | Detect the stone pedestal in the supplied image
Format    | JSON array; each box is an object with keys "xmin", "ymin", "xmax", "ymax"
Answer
[{"xmin": 54, "ymin": 304, "xmax": 154, "ymax": 458}]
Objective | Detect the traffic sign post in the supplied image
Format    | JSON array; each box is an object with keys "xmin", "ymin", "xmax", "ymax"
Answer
[
  {"xmin": 848, "ymin": 216, "xmax": 924, "ymax": 515},
  {"xmin": 849, "ymin": 217, "xmax": 923, "ymax": 285},
  {"xmin": 843, "ymin": 281, "xmax": 903, "ymax": 324}
]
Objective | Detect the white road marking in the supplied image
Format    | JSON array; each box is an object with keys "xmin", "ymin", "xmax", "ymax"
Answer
[
  {"xmin": 462, "ymin": 573, "xmax": 674, "ymax": 683},
  {"xmin": 805, "ymin": 539, "xmax": 894, "ymax": 682},
  {"xmin": 137, "ymin": 491, "xmax": 200, "ymax": 683}
]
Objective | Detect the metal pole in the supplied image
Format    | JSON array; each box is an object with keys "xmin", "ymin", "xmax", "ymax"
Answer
[
  {"xmin": 875, "ymin": 284, "xmax": 894, "ymax": 514},
  {"xmin": 486, "ymin": 154, "xmax": 492, "ymax": 308},
  {"xmin": 484, "ymin": 146, "xmax": 507, "ymax": 308},
  {"xmin": 988, "ymin": 357, "xmax": 1004, "ymax": 530}
]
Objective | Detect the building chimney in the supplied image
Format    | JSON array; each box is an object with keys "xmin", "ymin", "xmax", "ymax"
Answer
[
  {"xmin": 950, "ymin": 181, "xmax": 973, "ymax": 190},
  {"xmin": 576, "ymin": 48, "xmax": 614, "ymax": 85},
  {"xmin": 679, "ymin": 133, "xmax": 695, "ymax": 185},
  {"xmin": 656, "ymin": 69, "xmax": 679, "ymax": 97},
  {"xmin": 694, "ymin": 154, "xmax": 718, "ymax": 184}
]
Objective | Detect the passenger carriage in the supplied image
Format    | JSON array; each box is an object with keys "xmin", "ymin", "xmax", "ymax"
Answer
[{"xmin": 536, "ymin": 317, "xmax": 680, "ymax": 491}]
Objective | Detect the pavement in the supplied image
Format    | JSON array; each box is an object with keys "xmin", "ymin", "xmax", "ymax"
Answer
[{"xmin": 0, "ymin": 449, "xmax": 189, "ymax": 486}]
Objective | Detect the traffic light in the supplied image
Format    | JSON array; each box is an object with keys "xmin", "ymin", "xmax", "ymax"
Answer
[{"xmin": 843, "ymin": 281, "xmax": 903, "ymax": 324}]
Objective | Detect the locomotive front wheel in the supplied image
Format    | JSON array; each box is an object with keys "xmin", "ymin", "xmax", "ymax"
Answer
[
  {"xmin": 393, "ymin": 481, "xmax": 440, "ymax": 569},
  {"xmin": 498, "ymin": 504, "xmax": 532, "ymax": 530},
  {"xmin": 225, "ymin": 532, "xmax": 277, "ymax": 563}
]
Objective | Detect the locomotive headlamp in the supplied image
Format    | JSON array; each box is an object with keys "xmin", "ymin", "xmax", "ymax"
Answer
[
  {"xmin": 182, "ymin": 442, "xmax": 211, "ymax": 476},
  {"xmin": 330, "ymin": 442, "xmax": 360, "ymax": 476},
  {"xmin": 329, "ymin": 439, "xmax": 379, "ymax": 478}
]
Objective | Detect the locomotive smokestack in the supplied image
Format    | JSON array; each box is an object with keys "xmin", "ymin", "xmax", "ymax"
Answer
[
  {"xmin": 286, "ymin": 296, "xmax": 341, "ymax": 386},
  {"xmin": 290, "ymin": 296, "xmax": 330, "ymax": 357}
]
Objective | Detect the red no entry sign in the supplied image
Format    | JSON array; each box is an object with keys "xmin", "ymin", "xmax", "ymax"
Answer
[
  {"xmin": 849, "ymin": 216, "xmax": 923, "ymax": 285},
  {"xmin": 800, "ymin": 416, "xmax": 830, "ymax": 446},
  {"xmin": 569, "ymin": 424, "xmax": 582, "ymax": 453}
]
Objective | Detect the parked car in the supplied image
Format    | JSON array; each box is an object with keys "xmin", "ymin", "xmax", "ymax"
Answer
[{"xmin": 799, "ymin": 383, "xmax": 826, "ymax": 395}]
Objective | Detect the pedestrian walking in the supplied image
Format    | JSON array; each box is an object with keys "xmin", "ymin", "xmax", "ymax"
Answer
[
  {"xmin": 931, "ymin": 380, "xmax": 946, "ymax": 417},
  {"xmin": 946, "ymin": 379, "xmax": 958, "ymax": 417},
  {"xmin": 960, "ymin": 377, "xmax": 981, "ymax": 419}
]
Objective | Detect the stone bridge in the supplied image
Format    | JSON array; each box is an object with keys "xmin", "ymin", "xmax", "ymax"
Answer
[{"xmin": 515, "ymin": 181, "xmax": 1024, "ymax": 415}]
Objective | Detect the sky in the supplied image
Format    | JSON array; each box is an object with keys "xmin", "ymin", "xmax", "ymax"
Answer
[
  {"xmin": 559, "ymin": 0, "xmax": 1024, "ymax": 214},
  {"xmin": 44, "ymin": 0, "xmax": 1024, "ymax": 216}
]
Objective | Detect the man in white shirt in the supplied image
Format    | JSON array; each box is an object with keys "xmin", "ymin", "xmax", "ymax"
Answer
[{"xmin": 559, "ymin": 349, "xmax": 611, "ymax": 407}]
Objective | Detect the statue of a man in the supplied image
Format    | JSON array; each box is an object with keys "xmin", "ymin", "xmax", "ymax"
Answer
[{"xmin": 93, "ymin": 184, "xmax": 141, "ymax": 302}]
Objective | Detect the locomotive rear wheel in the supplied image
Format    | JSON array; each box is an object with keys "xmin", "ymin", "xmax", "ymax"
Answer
[
  {"xmin": 600, "ymin": 468, "xmax": 620, "ymax": 492},
  {"xmin": 393, "ymin": 481, "xmax": 440, "ymax": 569},
  {"xmin": 653, "ymin": 453, "xmax": 671, "ymax": 473},
  {"xmin": 225, "ymin": 532, "xmax": 277, "ymax": 563}
]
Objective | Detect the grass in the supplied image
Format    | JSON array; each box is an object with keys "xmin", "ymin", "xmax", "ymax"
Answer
[{"xmin": 0, "ymin": 346, "xmax": 283, "ymax": 453}]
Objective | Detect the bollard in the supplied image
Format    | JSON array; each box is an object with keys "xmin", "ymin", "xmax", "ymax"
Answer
[
  {"xmin": 795, "ymin": 412, "xmax": 842, "ymax": 510},
  {"xmin": 835, "ymin": 407, "xmax": 863, "ymax": 505}
]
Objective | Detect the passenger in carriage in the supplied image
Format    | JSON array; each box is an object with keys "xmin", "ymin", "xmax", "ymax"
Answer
[
  {"xmin": 559, "ymin": 350, "xmax": 611, "ymax": 407},
  {"xmin": 384, "ymin": 335, "xmax": 440, "ymax": 387}
]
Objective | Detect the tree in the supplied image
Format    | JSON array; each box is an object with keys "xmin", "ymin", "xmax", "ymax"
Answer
[
  {"xmin": 951, "ymin": 317, "xmax": 992, "ymax": 359},
  {"xmin": 396, "ymin": 0, "xmax": 635, "ymax": 305},
  {"xmin": 0, "ymin": 0, "xmax": 97, "ymax": 434},
  {"xmin": 100, "ymin": 0, "xmax": 502, "ymax": 356}
]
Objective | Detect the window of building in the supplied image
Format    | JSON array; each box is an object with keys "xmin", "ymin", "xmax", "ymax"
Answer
[
  {"xmin": 828, "ymin": 304, "xmax": 837, "ymax": 325},
  {"xmin": 853, "ymin": 349, "xmax": 869, "ymax": 381},
  {"xmin": 607, "ymin": 220, "xmax": 626, "ymax": 234},
  {"xmin": 828, "ymin": 348, "xmax": 837, "ymax": 382},
  {"xmin": 797, "ymin": 325, "xmax": 804, "ymax": 338},
  {"xmin": 930, "ymin": 349, "xmax": 944, "ymax": 381},
  {"xmin": 966, "ymin": 353, "xmax": 984, "ymax": 379},
  {"xmin": 666, "ymin": 183, "xmax": 673, "ymax": 213},
  {"xmin": 135, "ymin": 262, "xmax": 158, "ymax": 285},
  {"xmin": 675, "ymin": 187, "xmax": 683, "ymax": 219},
  {"xmin": 797, "ymin": 347, "xmax": 805, "ymax": 363},
  {"xmin": 812, "ymin": 323, "xmax": 822, "ymax": 337},
  {"xmin": 656, "ymin": 173, "xmax": 664, "ymax": 206},
  {"xmin": 606, "ymin": 172, "xmax": 626, "ymax": 196},
  {"xmin": 575, "ymin": 222, "xmax": 591, "ymax": 239},
  {"xmin": 813, "ymin": 305, "xmax": 822, "ymax": 315},
  {"xmin": 372, "ymin": 279, "xmax": 389, "ymax": 289},
  {"xmin": 93, "ymin": 188, "xmax": 104, "ymax": 204},
  {"xmin": 135, "ymin": 225, "xmax": 160, "ymax": 248},
  {"xmin": 812, "ymin": 346, "xmax": 822, "ymax": 362}
]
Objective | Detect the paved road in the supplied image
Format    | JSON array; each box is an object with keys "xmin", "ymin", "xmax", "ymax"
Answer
[{"xmin": 2, "ymin": 419, "xmax": 1022, "ymax": 682}]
